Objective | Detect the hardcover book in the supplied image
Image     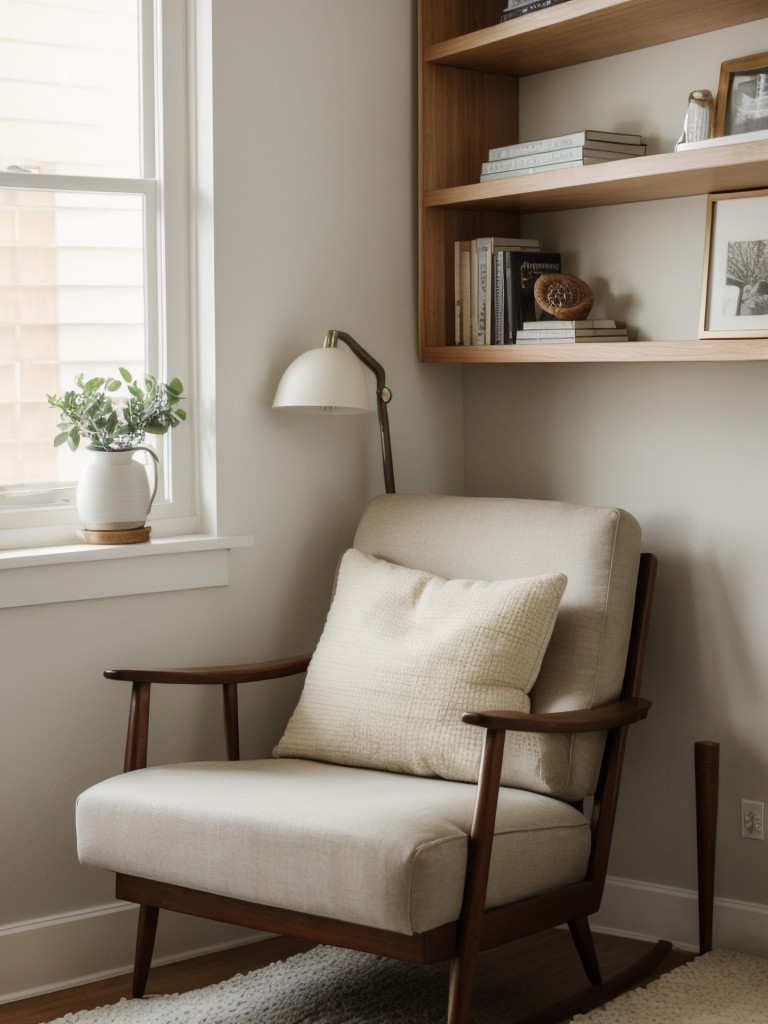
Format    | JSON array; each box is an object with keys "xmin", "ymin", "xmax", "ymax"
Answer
[
  {"xmin": 488, "ymin": 130, "xmax": 645, "ymax": 162},
  {"xmin": 517, "ymin": 319, "xmax": 629, "ymax": 343},
  {"xmin": 497, "ymin": 251, "xmax": 561, "ymax": 344},
  {"xmin": 481, "ymin": 157, "xmax": 629, "ymax": 181},
  {"xmin": 522, "ymin": 320, "xmax": 625, "ymax": 330},
  {"xmin": 481, "ymin": 143, "xmax": 646, "ymax": 176},
  {"xmin": 475, "ymin": 237, "xmax": 539, "ymax": 345},
  {"xmin": 517, "ymin": 327, "xmax": 629, "ymax": 336},
  {"xmin": 454, "ymin": 240, "xmax": 472, "ymax": 344},
  {"xmin": 516, "ymin": 332, "xmax": 629, "ymax": 344},
  {"xmin": 454, "ymin": 237, "xmax": 539, "ymax": 345}
]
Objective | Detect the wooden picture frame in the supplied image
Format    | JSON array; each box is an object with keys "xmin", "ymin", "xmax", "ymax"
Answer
[
  {"xmin": 715, "ymin": 52, "xmax": 768, "ymax": 137},
  {"xmin": 700, "ymin": 190, "xmax": 768, "ymax": 339}
]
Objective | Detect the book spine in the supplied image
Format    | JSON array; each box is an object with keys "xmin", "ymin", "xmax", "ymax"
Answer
[
  {"xmin": 483, "ymin": 144, "xmax": 644, "ymax": 173},
  {"xmin": 522, "ymin": 320, "xmax": 621, "ymax": 329},
  {"xmin": 517, "ymin": 332, "xmax": 628, "ymax": 340},
  {"xmin": 478, "ymin": 236, "xmax": 541, "ymax": 249},
  {"xmin": 475, "ymin": 240, "xmax": 491, "ymax": 345},
  {"xmin": 504, "ymin": 252, "xmax": 514, "ymax": 344},
  {"xmin": 481, "ymin": 146, "xmax": 642, "ymax": 175},
  {"xmin": 516, "ymin": 335, "xmax": 628, "ymax": 344},
  {"xmin": 493, "ymin": 252, "xmax": 505, "ymax": 345},
  {"xmin": 469, "ymin": 239, "xmax": 478, "ymax": 344},
  {"xmin": 480, "ymin": 156, "xmax": 629, "ymax": 180},
  {"xmin": 481, "ymin": 160, "xmax": 585, "ymax": 180},
  {"xmin": 488, "ymin": 131, "xmax": 643, "ymax": 161},
  {"xmin": 489, "ymin": 136, "xmax": 589, "ymax": 159},
  {"xmin": 460, "ymin": 246, "xmax": 471, "ymax": 345},
  {"xmin": 454, "ymin": 241, "xmax": 461, "ymax": 344},
  {"xmin": 483, "ymin": 146, "xmax": 583, "ymax": 172},
  {"xmin": 501, "ymin": 0, "xmax": 574, "ymax": 19}
]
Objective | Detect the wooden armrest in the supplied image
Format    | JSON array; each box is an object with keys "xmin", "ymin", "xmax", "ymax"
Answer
[
  {"xmin": 457, "ymin": 696, "xmax": 652, "ymax": 934},
  {"xmin": 104, "ymin": 654, "xmax": 312, "ymax": 686},
  {"xmin": 462, "ymin": 697, "xmax": 651, "ymax": 734},
  {"xmin": 113, "ymin": 654, "xmax": 311, "ymax": 772}
]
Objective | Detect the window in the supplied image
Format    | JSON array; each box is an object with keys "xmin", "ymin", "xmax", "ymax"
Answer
[{"xmin": 0, "ymin": 0, "xmax": 195, "ymax": 548}]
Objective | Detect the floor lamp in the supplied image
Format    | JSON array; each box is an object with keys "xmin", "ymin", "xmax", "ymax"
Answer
[{"xmin": 273, "ymin": 329, "xmax": 395, "ymax": 494}]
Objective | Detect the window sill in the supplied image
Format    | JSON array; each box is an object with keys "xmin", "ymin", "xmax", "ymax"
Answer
[{"xmin": 0, "ymin": 534, "xmax": 253, "ymax": 609}]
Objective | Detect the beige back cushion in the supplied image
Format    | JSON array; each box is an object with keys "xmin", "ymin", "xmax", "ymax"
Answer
[{"xmin": 349, "ymin": 495, "xmax": 641, "ymax": 801}]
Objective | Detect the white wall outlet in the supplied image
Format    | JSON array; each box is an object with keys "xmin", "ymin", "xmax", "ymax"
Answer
[{"xmin": 742, "ymin": 800, "xmax": 764, "ymax": 839}]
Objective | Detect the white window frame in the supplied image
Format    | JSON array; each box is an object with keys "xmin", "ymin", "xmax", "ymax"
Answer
[
  {"xmin": 0, "ymin": 0, "xmax": 198, "ymax": 551},
  {"xmin": 0, "ymin": 0, "xmax": 248, "ymax": 609}
]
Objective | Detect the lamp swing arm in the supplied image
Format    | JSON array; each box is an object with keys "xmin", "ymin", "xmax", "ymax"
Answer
[{"xmin": 324, "ymin": 329, "xmax": 395, "ymax": 494}]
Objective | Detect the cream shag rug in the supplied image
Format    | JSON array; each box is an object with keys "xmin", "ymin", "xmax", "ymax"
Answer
[{"xmin": 44, "ymin": 945, "xmax": 768, "ymax": 1024}]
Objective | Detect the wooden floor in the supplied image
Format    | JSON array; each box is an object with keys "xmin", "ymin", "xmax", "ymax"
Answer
[{"xmin": 0, "ymin": 930, "xmax": 692, "ymax": 1024}]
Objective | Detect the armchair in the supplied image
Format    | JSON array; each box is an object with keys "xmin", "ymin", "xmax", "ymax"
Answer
[{"xmin": 76, "ymin": 495, "xmax": 669, "ymax": 1024}]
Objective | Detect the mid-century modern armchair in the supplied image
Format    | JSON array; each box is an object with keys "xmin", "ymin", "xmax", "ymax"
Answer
[{"xmin": 76, "ymin": 494, "xmax": 668, "ymax": 1024}]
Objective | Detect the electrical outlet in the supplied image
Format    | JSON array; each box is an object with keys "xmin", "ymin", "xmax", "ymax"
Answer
[{"xmin": 742, "ymin": 800, "xmax": 764, "ymax": 840}]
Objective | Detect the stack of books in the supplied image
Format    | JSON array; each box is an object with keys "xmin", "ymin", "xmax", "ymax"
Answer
[
  {"xmin": 454, "ymin": 238, "xmax": 564, "ymax": 345},
  {"xmin": 500, "ymin": 0, "xmax": 573, "ymax": 20},
  {"xmin": 515, "ymin": 320, "xmax": 630, "ymax": 345},
  {"xmin": 480, "ymin": 130, "xmax": 646, "ymax": 181}
]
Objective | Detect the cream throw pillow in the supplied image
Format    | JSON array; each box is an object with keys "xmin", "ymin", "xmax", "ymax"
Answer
[{"xmin": 275, "ymin": 549, "xmax": 567, "ymax": 783}]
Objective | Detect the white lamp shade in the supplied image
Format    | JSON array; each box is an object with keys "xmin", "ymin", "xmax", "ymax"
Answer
[{"xmin": 273, "ymin": 346, "xmax": 372, "ymax": 414}]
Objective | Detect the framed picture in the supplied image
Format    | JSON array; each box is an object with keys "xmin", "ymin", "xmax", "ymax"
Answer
[
  {"xmin": 715, "ymin": 52, "xmax": 768, "ymax": 136},
  {"xmin": 700, "ymin": 190, "xmax": 768, "ymax": 338}
]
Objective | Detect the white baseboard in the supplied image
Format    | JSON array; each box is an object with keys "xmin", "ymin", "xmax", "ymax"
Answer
[
  {"xmin": 592, "ymin": 875, "xmax": 768, "ymax": 957},
  {"xmin": 0, "ymin": 900, "xmax": 263, "ymax": 1005},
  {"xmin": 3, "ymin": 877, "xmax": 767, "ymax": 1005}
]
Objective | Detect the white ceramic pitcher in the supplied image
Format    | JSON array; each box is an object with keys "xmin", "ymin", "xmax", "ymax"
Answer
[{"xmin": 77, "ymin": 447, "xmax": 159, "ymax": 531}]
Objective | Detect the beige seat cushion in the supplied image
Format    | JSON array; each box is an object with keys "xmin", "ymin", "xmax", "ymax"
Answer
[
  {"xmin": 351, "ymin": 495, "xmax": 641, "ymax": 801},
  {"xmin": 76, "ymin": 758, "xmax": 590, "ymax": 936},
  {"xmin": 275, "ymin": 549, "xmax": 566, "ymax": 783}
]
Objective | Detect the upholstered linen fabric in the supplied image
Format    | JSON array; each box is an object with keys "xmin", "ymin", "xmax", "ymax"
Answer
[
  {"xmin": 76, "ymin": 757, "xmax": 590, "ymax": 936},
  {"xmin": 351, "ymin": 495, "xmax": 642, "ymax": 801},
  {"xmin": 274, "ymin": 549, "xmax": 566, "ymax": 783}
]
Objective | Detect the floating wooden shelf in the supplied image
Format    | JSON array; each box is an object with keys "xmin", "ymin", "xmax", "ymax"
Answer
[
  {"xmin": 425, "ymin": 143, "xmax": 768, "ymax": 215},
  {"xmin": 425, "ymin": 0, "xmax": 768, "ymax": 78},
  {"xmin": 417, "ymin": 0, "xmax": 768, "ymax": 363},
  {"xmin": 421, "ymin": 339, "xmax": 768, "ymax": 365}
]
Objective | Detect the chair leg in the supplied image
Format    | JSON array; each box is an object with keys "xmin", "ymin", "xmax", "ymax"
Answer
[
  {"xmin": 132, "ymin": 904, "xmax": 160, "ymax": 998},
  {"xmin": 446, "ymin": 950, "xmax": 479, "ymax": 1024},
  {"xmin": 568, "ymin": 917, "xmax": 602, "ymax": 986}
]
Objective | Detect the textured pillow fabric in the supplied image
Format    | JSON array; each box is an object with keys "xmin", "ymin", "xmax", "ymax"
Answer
[
  {"xmin": 351, "ymin": 495, "xmax": 642, "ymax": 801},
  {"xmin": 275, "ymin": 549, "xmax": 567, "ymax": 783}
]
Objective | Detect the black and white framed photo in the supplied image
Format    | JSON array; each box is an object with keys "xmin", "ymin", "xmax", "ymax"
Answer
[
  {"xmin": 715, "ymin": 52, "xmax": 768, "ymax": 137},
  {"xmin": 700, "ymin": 190, "xmax": 768, "ymax": 338}
]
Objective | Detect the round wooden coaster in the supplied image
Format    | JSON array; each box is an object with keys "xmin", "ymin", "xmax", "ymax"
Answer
[{"xmin": 79, "ymin": 526, "xmax": 151, "ymax": 545}]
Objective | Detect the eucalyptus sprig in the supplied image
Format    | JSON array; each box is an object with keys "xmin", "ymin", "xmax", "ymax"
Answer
[{"xmin": 48, "ymin": 367, "xmax": 186, "ymax": 452}]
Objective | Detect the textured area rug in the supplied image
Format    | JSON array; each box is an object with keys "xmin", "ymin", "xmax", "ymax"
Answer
[
  {"xmin": 48, "ymin": 947, "xmax": 451, "ymax": 1024},
  {"xmin": 573, "ymin": 948, "xmax": 768, "ymax": 1023},
  {"xmin": 44, "ymin": 945, "xmax": 768, "ymax": 1024}
]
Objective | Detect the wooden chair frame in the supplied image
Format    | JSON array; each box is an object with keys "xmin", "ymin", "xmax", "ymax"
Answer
[{"xmin": 105, "ymin": 553, "xmax": 669, "ymax": 1024}]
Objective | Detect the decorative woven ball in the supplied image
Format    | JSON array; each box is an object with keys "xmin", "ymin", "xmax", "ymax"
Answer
[{"xmin": 534, "ymin": 273, "xmax": 594, "ymax": 320}]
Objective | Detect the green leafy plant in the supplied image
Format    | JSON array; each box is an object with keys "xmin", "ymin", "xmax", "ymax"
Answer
[{"xmin": 47, "ymin": 368, "xmax": 186, "ymax": 452}]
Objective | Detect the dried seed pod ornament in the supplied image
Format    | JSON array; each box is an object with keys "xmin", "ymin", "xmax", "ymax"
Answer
[{"xmin": 533, "ymin": 273, "xmax": 594, "ymax": 320}]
